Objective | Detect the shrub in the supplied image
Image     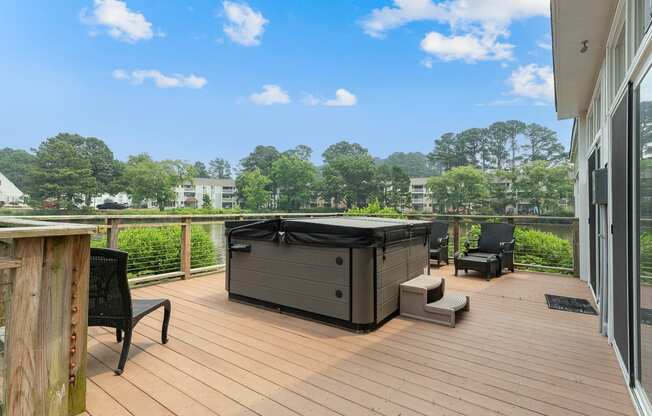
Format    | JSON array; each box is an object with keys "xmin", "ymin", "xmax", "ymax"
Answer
[
  {"xmin": 346, "ymin": 200, "xmax": 404, "ymax": 218},
  {"xmin": 92, "ymin": 226, "xmax": 216, "ymax": 277},
  {"xmin": 462, "ymin": 223, "xmax": 572, "ymax": 273}
]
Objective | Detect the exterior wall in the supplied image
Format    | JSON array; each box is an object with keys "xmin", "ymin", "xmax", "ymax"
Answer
[
  {"xmin": 175, "ymin": 178, "xmax": 237, "ymax": 209},
  {"xmin": 409, "ymin": 178, "xmax": 433, "ymax": 212},
  {"xmin": 0, "ymin": 172, "xmax": 24, "ymax": 204},
  {"xmin": 561, "ymin": 0, "xmax": 652, "ymax": 413}
]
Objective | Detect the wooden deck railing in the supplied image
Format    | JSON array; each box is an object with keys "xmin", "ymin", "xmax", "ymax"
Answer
[
  {"xmin": 5, "ymin": 213, "xmax": 580, "ymax": 283},
  {"xmin": 0, "ymin": 218, "xmax": 95, "ymax": 416}
]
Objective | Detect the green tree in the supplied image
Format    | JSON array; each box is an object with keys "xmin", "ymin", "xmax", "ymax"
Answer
[
  {"xmin": 124, "ymin": 154, "xmax": 195, "ymax": 211},
  {"xmin": 376, "ymin": 152, "xmax": 435, "ymax": 177},
  {"xmin": 193, "ymin": 161, "xmax": 210, "ymax": 178},
  {"xmin": 240, "ymin": 145, "xmax": 281, "ymax": 177},
  {"xmin": 202, "ymin": 193, "xmax": 212, "ymax": 208},
  {"xmin": 321, "ymin": 141, "xmax": 377, "ymax": 207},
  {"xmin": 51, "ymin": 134, "xmax": 120, "ymax": 205},
  {"xmin": 208, "ymin": 158, "xmax": 232, "ymax": 179},
  {"xmin": 376, "ymin": 165, "xmax": 411, "ymax": 209},
  {"xmin": 28, "ymin": 137, "xmax": 96, "ymax": 209},
  {"xmin": 504, "ymin": 120, "xmax": 526, "ymax": 171},
  {"xmin": 322, "ymin": 141, "xmax": 368, "ymax": 164},
  {"xmin": 0, "ymin": 148, "xmax": 36, "ymax": 191},
  {"xmin": 428, "ymin": 132, "xmax": 468, "ymax": 172},
  {"xmin": 427, "ymin": 166, "xmax": 489, "ymax": 213},
  {"xmin": 284, "ymin": 144, "xmax": 313, "ymax": 161},
  {"xmin": 486, "ymin": 122, "xmax": 512, "ymax": 170},
  {"xmin": 237, "ymin": 168, "xmax": 272, "ymax": 209},
  {"xmin": 514, "ymin": 161, "xmax": 573, "ymax": 215},
  {"xmin": 487, "ymin": 169, "xmax": 517, "ymax": 214},
  {"xmin": 271, "ymin": 155, "xmax": 317, "ymax": 210},
  {"xmin": 522, "ymin": 123, "xmax": 566, "ymax": 163}
]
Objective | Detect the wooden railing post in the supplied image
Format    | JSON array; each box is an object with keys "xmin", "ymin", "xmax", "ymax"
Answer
[
  {"xmin": 181, "ymin": 218, "xmax": 192, "ymax": 279},
  {"xmin": 106, "ymin": 218, "xmax": 120, "ymax": 249},
  {"xmin": 453, "ymin": 216, "xmax": 460, "ymax": 254},
  {"xmin": 572, "ymin": 218, "xmax": 580, "ymax": 277}
]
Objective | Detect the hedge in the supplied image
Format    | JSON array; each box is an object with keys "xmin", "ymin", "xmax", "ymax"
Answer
[{"xmin": 92, "ymin": 225, "xmax": 216, "ymax": 277}]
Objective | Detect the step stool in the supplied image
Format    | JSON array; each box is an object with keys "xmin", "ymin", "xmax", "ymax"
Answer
[
  {"xmin": 400, "ymin": 275, "xmax": 444, "ymax": 319},
  {"xmin": 400, "ymin": 275, "xmax": 469, "ymax": 327},
  {"xmin": 423, "ymin": 293, "xmax": 469, "ymax": 327}
]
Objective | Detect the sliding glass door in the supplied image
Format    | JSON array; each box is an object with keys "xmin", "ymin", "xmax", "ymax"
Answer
[{"xmin": 637, "ymin": 70, "xmax": 652, "ymax": 408}]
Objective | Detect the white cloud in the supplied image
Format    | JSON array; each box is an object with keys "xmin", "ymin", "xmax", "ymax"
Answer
[
  {"xmin": 250, "ymin": 85, "xmax": 291, "ymax": 105},
  {"xmin": 361, "ymin": 0, "xmax": 548, "ymax": 62},
  {"xmin": 81, "ymin": 0, "xmax": 156, "ymax": 43},
  {"xmin": 113, "ymin": 69, "xmax": 207, "ymax": 89},
  {"xmin": 361, "ymin": 0, "xmax": 444, "ymax": 38},
  {"xmin": 508, "ymin": 64, "xmax": 553, "ymax": 101},
  {"xmin": 222, "ymin": 1, "xmax": 268, "ymax": 46},
  {"xmin": 324, "ymin": 89, "xmax": 358, "ymax": 107},
  {"xmin": 421, "ymin": 57, "xmax": 434, "ymax": 68},
  {"xmin": 420, "ymin": 31, "xmax": 513, "ymax": 62}
]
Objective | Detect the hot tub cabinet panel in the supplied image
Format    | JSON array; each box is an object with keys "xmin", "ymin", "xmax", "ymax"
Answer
[
  {"xmin": 226, "ymin": 217, "xmax": 431, "ymax": 331},
  {"xmin": 229, "ymin": 241, "xmax": 351, "ymax": 320}
]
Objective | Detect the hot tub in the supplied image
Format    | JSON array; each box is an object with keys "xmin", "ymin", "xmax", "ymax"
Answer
[{"xmin": 225, "ymin": 216, "xmax": 431, "ymax": 331}]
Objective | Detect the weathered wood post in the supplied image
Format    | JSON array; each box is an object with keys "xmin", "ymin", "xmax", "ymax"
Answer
[
  {"xmin": 106, "ymin": 218, "xmax": 120, "ymax": 249},
  {"xmin": 0, "ymin": 218, "xmax": 94, "ymax": 416},
  {"xmin": 181, "ymin": 217, "xmax": 192, "ymax": 279},
  {"xmin": 572, "ymin": 218, "xmax": 580, "ymax": 277}
]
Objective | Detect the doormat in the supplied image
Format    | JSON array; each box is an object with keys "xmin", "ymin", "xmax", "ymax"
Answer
[
  {"xmin": 544, "ymin": 294, "xmax": 597, "ymax": 315},
  {"xmin": 641, "ymin": 308, "xmax": 652, "ymax": 325}
]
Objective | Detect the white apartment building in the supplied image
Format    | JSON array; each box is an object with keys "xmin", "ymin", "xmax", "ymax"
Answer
[
  {"xmin": 92, "ymin": 178, "xmax": 237, "ymax": 209},
  {"xmin": 408, "ymin": 177, "xmax": 433, "ymax": 213},
  {"xmin": 175, "ymin": 178, "xmax": 236, "ymax": 209},
  {"xmin": 0, "ymin": 172, "xmax": 24, "ymax": 205}
]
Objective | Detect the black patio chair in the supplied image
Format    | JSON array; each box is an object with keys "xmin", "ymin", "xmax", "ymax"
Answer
[
  {"xmin": 454, "ymin": 223, "xmax": 515, "ymax": 280},
  {"xmin": 429, "ymin": 221, "xmax": 449, "ymax": 265},
  {"xmin": 89, "ymin": 248, "xmax": 171, "ymax": 375}
]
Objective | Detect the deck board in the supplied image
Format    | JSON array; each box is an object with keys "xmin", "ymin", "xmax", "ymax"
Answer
[{"xmin": 86, "ymin": 267, "xmax": 636, "ymax": 416}]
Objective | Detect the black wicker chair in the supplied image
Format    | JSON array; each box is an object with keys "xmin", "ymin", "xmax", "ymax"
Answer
[
  {"xmin": 89, "ymin": 248, "xmax": 171, "ymax": 375},
  {"xmin": 454, "ymin": 223, "xmax": 515, "ymax": 280},
  {"xmin": 429, "ymin": 221, "xmax": 449, "ymax": 266}
]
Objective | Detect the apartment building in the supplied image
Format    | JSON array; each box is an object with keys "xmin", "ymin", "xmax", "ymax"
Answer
[
  {"xmin": 408, "ymin": 177, "xmax": 433, "ymax": 213},
  {"xmin": 92, "ymin": 178, "xmax": 237, "ymax": 209},
  {"xmin": 176, "ymin": 178, "xmax": 236, "ymax": 209}
]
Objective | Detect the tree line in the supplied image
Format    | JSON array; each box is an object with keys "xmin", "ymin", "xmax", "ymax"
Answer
[{"xmin": 0, "ymin": 120, "xmax": 573, "ymax": 215}]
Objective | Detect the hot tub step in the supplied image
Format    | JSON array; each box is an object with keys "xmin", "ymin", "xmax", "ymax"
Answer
[{"xmin": 423, "ymin": 293, "xmax": 470, "ymax": 327}]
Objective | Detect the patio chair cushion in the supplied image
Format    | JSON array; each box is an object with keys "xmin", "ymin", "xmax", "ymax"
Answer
[
  {"xmin": 477, "ymin": 223, "xmax": 515, "ymax": 253},
  {"xmin": 429, "ymin": 221, "xmax": 449, "ymax": 250}
]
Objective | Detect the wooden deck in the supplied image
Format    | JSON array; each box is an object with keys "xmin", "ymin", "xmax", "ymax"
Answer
[{"xmin": 84, "ymin": 267, "xmax": 635, "ymax": 416}]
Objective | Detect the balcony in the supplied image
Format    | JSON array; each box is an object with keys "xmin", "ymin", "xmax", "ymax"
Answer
[{"xmin": 84, "ymin": 266, "xmax": 635, "ymax": 416}]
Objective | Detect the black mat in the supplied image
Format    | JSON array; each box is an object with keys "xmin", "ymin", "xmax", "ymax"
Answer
[
  {"xmin": 544, "ymin": 294, "xmax": 597, "ymax": 315},
  {"xmin": 641, "ymin": 308, "xmax": 652, "ymax": 325}
]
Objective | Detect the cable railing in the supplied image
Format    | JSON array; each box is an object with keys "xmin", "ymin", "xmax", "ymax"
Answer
[{"xmin": 9, "ymin": 212, "xmax": 580, "ymax": 284}]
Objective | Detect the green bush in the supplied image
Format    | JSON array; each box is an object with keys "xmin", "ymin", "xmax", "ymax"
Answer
[
  {"xmin": 462, "ymin": 223, "xmax": 572, "ymax": 273},
  {"xmin": 345, "ymin": 200, "xmax": 404, "ymax": 218},
  {"xmin": 92, "ymin": 226, "xmax": 216, "ymax": 277}
]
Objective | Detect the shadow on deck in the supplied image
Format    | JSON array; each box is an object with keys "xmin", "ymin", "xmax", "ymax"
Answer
[{"xmin": 85, "ymin": 266, "xmax": 635, "ymax": 416}]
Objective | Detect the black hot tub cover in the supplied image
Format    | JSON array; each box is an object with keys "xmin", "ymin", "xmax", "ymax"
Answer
[{"xmin": 227, "ymin": 216, "xmax": 431, "ymax": 248}]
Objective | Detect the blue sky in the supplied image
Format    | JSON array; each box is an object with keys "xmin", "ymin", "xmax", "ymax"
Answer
[{"xmin": 0, "ymin": 0, "xmax": 570, "ymax": 166}]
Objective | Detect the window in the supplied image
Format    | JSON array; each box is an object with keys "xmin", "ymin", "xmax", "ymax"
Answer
[
  {"xmin": 614, "ymin": 26, "xmax": 627, "ymax": 97},
  {"xmin": 636, "ymin": 0, "xmax": 652, "ymax": 50}
]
